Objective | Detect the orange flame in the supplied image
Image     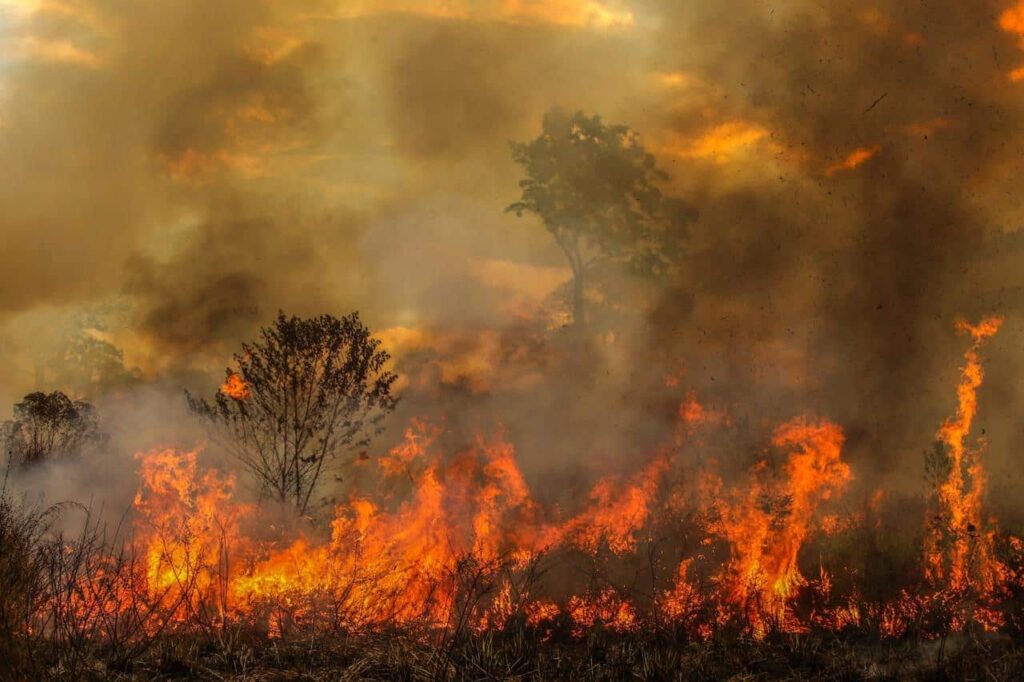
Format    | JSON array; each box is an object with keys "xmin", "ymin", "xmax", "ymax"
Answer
[
  {"xmin": 219, "ymin": 371, "xmax": 250, "ymax": 400},
  {"xmin": 825, "ymin": 145, "xmax": 882, "ymax": 175},
  {"xmin": 702, "ymin": 418, "xmax": 849, "ymax": 635},
  {"xmin": 546, "ymin": 453, "xmax": 669, "ymax": 555},
  {"xmin": 55, "ymin": 326, "xmax": 1024, "ymax": 644},
  {"xmin": 923, "ymin": 316, "xmax": 1006, "ymax": 626}
]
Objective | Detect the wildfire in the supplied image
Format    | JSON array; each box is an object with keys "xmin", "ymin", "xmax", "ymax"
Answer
[
  {"xmin": 219, "ymin": 371, "xmax": 251, "ymax": 400},
  {"xmin": 668, "ymin": 120, "xmax": 769, "ymax": 163},
  {"xmin": 546, "ymin": 453, "xmax": 669, "ymax": 555},
  {"xmin": 701, "ymin": 418, "xmax": 850, "ymax": 635},
  {"xmin": 922, "ymin": 316, "xmax": 1006, "ymax": 628},
  {"xmin": 47, "ymin": 332, "xmax": 1024, "ymax": 644},
  {"xmin": 132, "ymin": 447, "xmax": 247, "ymax": 623}
]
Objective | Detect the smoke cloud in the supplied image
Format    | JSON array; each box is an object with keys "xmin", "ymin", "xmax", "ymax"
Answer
[{"xmin": 2, "ymin": 0, "xmax": 1023, "ymax": 509}]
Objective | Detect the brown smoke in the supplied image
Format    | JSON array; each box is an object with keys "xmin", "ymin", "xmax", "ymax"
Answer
[{"xmin": 1, "ymin": 0, "xmax": 1023, "ymax": 496}]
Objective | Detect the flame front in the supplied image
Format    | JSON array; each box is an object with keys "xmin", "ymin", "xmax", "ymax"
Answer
[{"xmin": 49, "ymin": 317, "xmax": 1024, "ymax": 643}]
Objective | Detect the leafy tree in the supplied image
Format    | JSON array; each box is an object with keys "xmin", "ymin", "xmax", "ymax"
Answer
[
  {"xmin": 508, "ymin": 109, "xmax": 694, "ymax": 329},
  {"xmin": 187, "ymin": 312, "xmax": 398, "ymax": 516},
  {"xmin": 53, "ymin": 331, "xmax": 135, "ymax": 390},
  {"xmin": 2, "ymin": 392, "xmax": 104, "ymax": 467}
]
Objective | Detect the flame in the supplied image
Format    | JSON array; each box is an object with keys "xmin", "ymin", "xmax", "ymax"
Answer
[
  {"xmin": 1001, "ymin": 2, "xmax": 1024, "ymax": 44},
  {"xmin": 229, "ymin": 424, "xmax": 545, "ymax": 630},
  {"xmin": 677, "ymin": 390, "xmax": 730, "ymax": 435},
  {"xmin": 132, "ymin": 448, "xmax": 247, "ymax": 623},
  {"xmin": 825, "ymin": 145, "xmax": 882, "ymax": 175},
  {"xmin": 567, "ymin": 588, "xmax": 638, "ymax": 636},
  {"xmin": 702, "ymin": 418, "xmax": 849, "ymax": 635},
  {"xmin": 666, "ymin": 121, "xmax": 769, "ymax": 163},
  {"xmin": 219, "ymin": 371, "xmax": 250, "ymax": 400},
  {"xmin": 922, "ymin": 316, "xmax": 1006, "ymax": 627},
  {"xmin": 47, "ymin": 321, "xmax": 1024, "ymax": 643},
  {"xmin": 546, "ymin": 453, "xmax": 668, "ymax": 555}
]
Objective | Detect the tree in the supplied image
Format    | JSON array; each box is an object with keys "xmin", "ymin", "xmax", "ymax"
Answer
[
  {"xmin": 187, "ymin": 312, "xmax": 398, "ymax": 516},
  {"xmin": 508, "ymin": 109, "xmax": 694, "ymax": 330},
  {"xmin": 52, "ymin": 331, "xmax": 135, "ymax": 391},
  {"xmin": 2, "ymin": 392, "xmax": 104, "ymax": 467}
]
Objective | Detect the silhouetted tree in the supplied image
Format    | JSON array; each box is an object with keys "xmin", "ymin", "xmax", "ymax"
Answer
[
  {"xmin": 508, "ymin": 109, "xmax": 694, "ymax": 330},
  {"xmin": 49, "ymin": 332, "xmax": 135, "ymax": 391},
  {"xmin": 187, "ymin": 312, "xmax": 398, "ymax": 516},
  {"xmin": 2, "ymin": 392, "xmax": 104, "ymax": 467}
]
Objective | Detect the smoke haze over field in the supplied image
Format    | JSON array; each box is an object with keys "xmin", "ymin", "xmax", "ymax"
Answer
[{"xmin": 3, "ymin": 0, "xmax": 1024, "ymax": 504}]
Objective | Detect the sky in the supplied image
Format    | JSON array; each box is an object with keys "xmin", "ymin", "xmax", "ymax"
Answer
[{"xmin": 3, "ymin": 0, "xmax": 1024, "ymax": 488}]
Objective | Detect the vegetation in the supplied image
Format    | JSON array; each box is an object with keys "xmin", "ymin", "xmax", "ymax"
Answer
[
  {"xmin": 508, "ymin": 109, "xmax": 694, "ymax": 330},
  {"xmin": 1, "ymin": 491, "xmax": 1023, "ymax": 681},
  {"xmin": 1, "ymin": 391, "xmax": 104, "ymax": 467},
  {"xmin": 187, "ymin": 312, "xmax": 398, "ymax": 516}
]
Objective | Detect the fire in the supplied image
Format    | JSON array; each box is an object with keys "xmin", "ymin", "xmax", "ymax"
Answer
[
  {"xmin": 219, "ymin": 370, "xmax": 250, "ymax": 400},
  {"xmin": 660, "ymin": 559, "xmax": 710, "ymax": 637},
  {"xmin": 668, "ymin": 120, "xmax": 769, "ymax": 163},
  {"xmin": 132, "ymin": 447, "xmax": 247, "ymax": 623},
  {"xmin": 41, "ymin": 328, "xmax": 1024, "ymax": 645},
  {"xmin": 701, "ymin": 418, "xmax": 849, "ymax": 635},
  {"xmin": 825, "ymin": 145, "xmax": 882, "ymax": 175},
  {"xmin": 229, "ymin": 423, "xmax": 545, "ymax": 631},
  {"xmin": 677, "ymin": 390, "xmax": 729, "ymax": 434},
  {"xmin": 1001, "ymin": 2, "xmax": 1024, "ymax": 43},
  {"xmin": 567, "ymin": 588, "xmax": 638, "ymax": 636},
  {"xmin": 922, "ymin": 316, "xmax": 1006, "ymax": 627},
  {"xmin": 546, "ymin": 453, "xmax": 669, "ymax": 555}
]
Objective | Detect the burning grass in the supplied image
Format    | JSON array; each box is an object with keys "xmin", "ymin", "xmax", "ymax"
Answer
[{"xmin": 4, "ymin": 317, "xmax": 1024, "ymax": 679}]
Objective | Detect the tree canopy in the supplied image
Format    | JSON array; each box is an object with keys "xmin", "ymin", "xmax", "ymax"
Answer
[
  {"xmin": 2, "ymin": 392, "xmax": 104, "ymax": 467},
  {"xmin": 508, "ymin": 109, "xmax": 694, "ymax": 329},
  {"xmin": 187, "ymin": 311, "xmax": 398, "ymax": 516}
]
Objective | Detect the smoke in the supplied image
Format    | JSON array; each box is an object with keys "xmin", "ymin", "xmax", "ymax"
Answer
[
  {"xmin": 2, "ymin": 0, "xmax": 1023, "ymax": 509},
  {"xmin": 643, "ymin": 0, "xmax": 1024, "ymax": 482}
]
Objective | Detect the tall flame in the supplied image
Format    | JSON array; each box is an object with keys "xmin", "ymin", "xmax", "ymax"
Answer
[
  {"xmin": 702, "ymin": 418, "xmax": 849, "ymax": 635},
  {"xmin": 923, "ymin": 316, "xmax": 1006, "ymax": 628}
]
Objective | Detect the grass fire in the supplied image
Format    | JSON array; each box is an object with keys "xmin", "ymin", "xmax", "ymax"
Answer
[{"xmin": 5, "ymin": 1, "xmax": 1024, "ymax": 680}]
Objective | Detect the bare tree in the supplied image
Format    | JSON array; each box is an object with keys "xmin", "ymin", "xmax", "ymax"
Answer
[
  {"xmin": 2, "ymin": 392, "xmax": 104, "ymax": 467},
  {"xmin": 187, "ymin": 311, "xmax": 398, "ymax": 516}
]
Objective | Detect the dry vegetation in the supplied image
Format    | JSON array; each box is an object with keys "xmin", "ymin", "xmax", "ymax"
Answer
[{"xmin": 2, "ymin": 317, "xmax": 1024, "ymax": 680}]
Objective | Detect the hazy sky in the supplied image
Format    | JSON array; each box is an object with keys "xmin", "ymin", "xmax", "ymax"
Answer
[{"xmin": 3, "ymin": 0, "xmax": 1024, "ymax": 479}]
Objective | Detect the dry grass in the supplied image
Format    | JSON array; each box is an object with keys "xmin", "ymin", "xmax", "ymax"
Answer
[
  {"xmin": 9, "ymin": 627, "xmax": 1020, "ymax": 681},
  {"xmin": 5, "ymin": 479, "xmax": 1024, "ymax": 680}
]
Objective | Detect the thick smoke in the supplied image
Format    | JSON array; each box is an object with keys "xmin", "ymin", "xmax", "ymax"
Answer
[
  {"xmin": 1, "ymin": 0, "xmax": 1023, "ymax": 511},
  {"xmin": 644, "ymin": 0, "xmax": 1024, "ymax": 482}
]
